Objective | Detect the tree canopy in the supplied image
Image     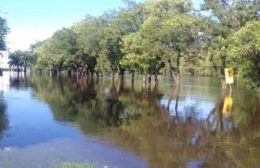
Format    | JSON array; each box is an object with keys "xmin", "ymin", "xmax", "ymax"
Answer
[
  {"xmin": 0, "ymin": 17, "xmax": 8, "ymax": 51},
  {"xmin": 30, "ymin": 0, "xmax": 259, "ymax": 89}
]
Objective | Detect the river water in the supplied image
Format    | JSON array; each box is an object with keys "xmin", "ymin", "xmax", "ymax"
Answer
[{"xmin": 0, "ymin": 72, "xmax": 259, "ymax": 168}]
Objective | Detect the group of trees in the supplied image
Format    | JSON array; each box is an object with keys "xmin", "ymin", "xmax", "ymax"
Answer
[
  {"xmin": 16, "ymin": 0, "xmax": 259, "ymax": 88},
  {"xmin": 8, "ymin": 50, "xmax": 35, "ymax": 73},
  {"xmin": 0, "ymin": 16, "xmax": 8, "ymax": 51}
]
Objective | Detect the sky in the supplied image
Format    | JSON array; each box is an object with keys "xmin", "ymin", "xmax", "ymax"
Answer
[{"xmin": 0, "ymin": 0, "xmax": 202, "ymax": 51}]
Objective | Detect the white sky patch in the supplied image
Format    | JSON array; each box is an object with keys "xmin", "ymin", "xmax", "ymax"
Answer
[
  {"xmin": 7, "ymin": 25, "xmax": 60, "ymax": 51},
  {"xmin": 2, "ymin": 0, "xmax": 202, "ymax": 51}
]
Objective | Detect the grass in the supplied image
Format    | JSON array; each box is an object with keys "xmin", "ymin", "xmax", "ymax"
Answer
[{"xmin": 55, "ymin": 162, "xmax": 96, "ymax": 168}]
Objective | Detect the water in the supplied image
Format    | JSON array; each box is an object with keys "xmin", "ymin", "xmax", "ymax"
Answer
[{"xmin": 0, "ymin": 72, "xmax": 259, "ymax": 168}]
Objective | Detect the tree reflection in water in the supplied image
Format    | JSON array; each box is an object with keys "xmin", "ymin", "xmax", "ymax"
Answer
[
  {"xmin": 0, "ymin": 76, "xmax": 9, "ymax": 143},
  {"xmin": 26, "ymin": 75, "xmax": 260, "ymax": 168},
  {"xmin": 0, "ymin": 92, "xmax": 7, "ymax": 142}
]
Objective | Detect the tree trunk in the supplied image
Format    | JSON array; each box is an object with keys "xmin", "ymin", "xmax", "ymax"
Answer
[
  {"xmin": 24, "ymin": 68, "xmax": 27, "ymax": 77},
  {"xmin": 119, "ymin": 69, "xmax": 124, "ymax": 83},
  {"xmin": 131, "ymin": 71, "xmax": 135, "ymax": 84},
  {"xmin": 142, "ymin": 74, "xmax": 147, "ymax": 88},
  {"xmin": 49, "ymin": 70, "xmax": 53, "ymax": 77},
  {"xmin": 148, "ymin": 75, "xmax": 152, "ymax": 83},
  {"xmin": 76, "ymin": 70, "xmax": 79, "ymax": 81},
  {"xmin": 112, "ymin": 71, "xmax": 116, "ymax": 82},
  {"xmin": 171, "ymin": 70, "xmax": 180, "ymax": 86},
  {"xmin": 169, "ymin": 52, "xmax": 181, "ymax": 85},
  {"xmin": 118, "ymin": 79, "xmax": 124, "ymax": 95},
  {"xmin": 96, "ymin": 72, "xmax": 99, "ymax": 78},
  {"xmin": 56, "ymin": 69, "xmax": 60, "ymax": 77},
  {"xmin": 68, "ymin": 70, "xmax": 72, "ymax": 77},
  {"xmin": 24, "ymin": 65, "xmax": 27, "ymax": 74},
  {"xmin": 154, "ymin": 73, "xmax": 159, "ymax": 85},
  {"xmin": 220, "ymin": 75, "xmax": 227, "ymax": 90},
  {"xmin": 173, "ymin": 86, "xmax": 180, "ymax": 119},
  {"xmin": 90, "ymin": 71, "xmax": 94, "ymax": 78}
]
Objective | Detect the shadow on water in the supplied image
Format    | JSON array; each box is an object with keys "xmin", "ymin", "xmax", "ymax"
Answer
[{"xmin": 5, "ymin": 74, "xmax": 260, "ymax": 168}]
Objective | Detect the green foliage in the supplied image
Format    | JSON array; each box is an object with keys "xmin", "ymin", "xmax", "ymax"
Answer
[
  {"xmin": 9, "ymin": 50, "xmax": 35, "ymax": 71},
  {"xmin": 229, "ymin": 20, "xmax": 260, "ymax": 87},
  {"xmin": 201, "ymin": 0, "xmax": 258, "ymax": 88},
  {"xmin": 0, "ymin": 17, "xmax": 8, "ymax": 50},
  {"xmin": 29, "ymin": 0, "xmax": 259, "ymax": 88},
  {"xmin": 34, "ymin": 28, "xmax": 78, "ymax": 71}
]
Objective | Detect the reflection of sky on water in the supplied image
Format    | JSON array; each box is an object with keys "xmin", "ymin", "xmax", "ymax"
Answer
[
  {"xmin": 0, "ymin": 85, "xmax": 148, "ymax": 168},
  {"xmin": 1, "ymin": 88, "xmax": 80, "ymax": 148},
  {"xmin": 0, "ymin": 137, "xmax": 147, "ymax": 168},
  {"xmin": 160, "ymin": 94, "xmax": 216, "ymax": 120},
  {"xmin": 0, "ymin": 72, "xmax": 10, "ymax": 93},
  {"xmin": 0, "ymin": 74, "xmax": 259, "ymax": 168}
]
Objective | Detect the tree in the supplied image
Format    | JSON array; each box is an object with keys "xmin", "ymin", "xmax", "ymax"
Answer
[
  {"xmin": 121, "ymin": 33, "xmax": 143, "ymax": 84},
  {"xmin": 9, "ymin": 52, "xmax": 22, "ymax": 72},
  {"xmin": 229, "ymin": 20, "xmax": 260, "ymax": 87},
  {"xmin": 122, "ymin": 30, "xmax": 165, "ymax": 85},
  {"xmin": 73, "ymin": 16, "xmax": 105, "ymax": 76},
  {"xmin": 201, "ymin": 0, "xmax": 257, "ymax": 89},
  {"xmin": 0, "ymin": 17, "xmax": 8, "ymax": 50},
  {"xmin": 34, "ymin": 28, "xmax": 78, "ymax": 75},
  {"xmin": 102, "ymin": 3, "xmax": 144, "ymax": 81},
  {"xmin": 135, "ymin": 0, "xmax": 200, "ymax": 85},
  {"xmin": 9, "ymin": 50, "xmax": 34, "ymax": 73}
]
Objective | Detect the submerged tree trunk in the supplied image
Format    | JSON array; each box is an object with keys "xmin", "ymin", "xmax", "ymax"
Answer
[
  {"xmin": 172, "ymin": 71, "xmax": 180, "ymax": 86},
  {"xmin": 17, "ymin": 66, "xmax": 20, "ymax": 73},
  {"xmin": 154, "ymin": 73, "xmax": 159, "ymax": 85},
  {"xmin": 119, "ymin": 69, "xmax": 125, "ymax": 83},
  {"xmin": 220, "ymin": 75, "xmax": 227, "ymax": 90},
  {"xmin": 56, "ymin": 69, "xmax": 60, "ymax": 77},
  {"xmin": 148, "ymin": 75, "xmax": 152, "ymax": 84},
  {"xmin": 76, "ymin": 69, "xmax": 79, "ymax": 81},
  {"xmin": 112, "ymin": 71, "xmax": 116, "ymax": 83},
  {"xmin": 90, "ymin": 71, "xmax": 94, "ymax": 78},
  {"xmin": 118, "ymin": 78, "xmax": 124, "ymax": 95},
  {"xmin": 49, "ymin": 70, "xmax": 53, "ymax": 77},
  {"xmin": 131, "ymin": 71, "xmax": 135, "ymax": 85},
  {"xmin": 67, "ymin": 70, "xmax": 72, "ymax": 77},
  {"xmin": 24, "ymin": 65, "xmax": 27, "ymax": 75},
  {"xmin": 96, "ymin": 72, "xmax": 99, "ymax": 78},
  {"xmin": 142, "ymin": 74, "xmax": 148, "ymax": 89},
  {"xmin": 169, "ymin": 52, "xmax": 181, "ymax": 86}
]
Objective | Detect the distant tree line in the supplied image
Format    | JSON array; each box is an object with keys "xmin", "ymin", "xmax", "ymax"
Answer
[{"xmin": 7, "ymin": 0, "xmax": 260, "ymax": 89}]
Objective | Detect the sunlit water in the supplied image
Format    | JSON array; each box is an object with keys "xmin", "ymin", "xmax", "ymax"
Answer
[{"xmin": 0, "ymin": 72, "xmax": 259, "ymax": 168}]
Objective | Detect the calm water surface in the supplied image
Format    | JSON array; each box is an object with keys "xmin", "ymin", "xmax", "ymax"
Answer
[{"xmin": 0, "ymin": 72, "xmax": 259, "ymax": 168}]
